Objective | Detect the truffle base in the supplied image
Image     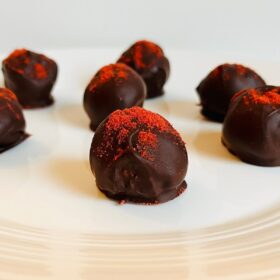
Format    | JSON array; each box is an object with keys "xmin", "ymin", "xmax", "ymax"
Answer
[
  {"xmin": 201, "ymin": 108, "xmax": 225, "ymax": 123},
  {"xmin": 16, "ymin": 96, "xmax": 54, "ymax": 109},
  {"xmin": 222, "ymin": 139, "xmax": 280, "ymax": 167},
  {"xmin": 0, "ymin": 133, "xmax": 29, "ymax": 153},
  {"xmin": 98, "ymin": 181, "xmax": 187, "ymax": 205},
  {"xmin": 146, "ymin": 89, "xmax": 165, "ymax": 99}
]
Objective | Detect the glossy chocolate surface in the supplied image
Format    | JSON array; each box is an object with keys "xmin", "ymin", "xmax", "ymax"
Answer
[
  {"xmin": 84, "ymin": 63, "xmax": 146, "ymax": 131},
  {"xmin": 196, "ymin": 63, "xmax": 265, "ymax": 122},
  {"xmin": 222, "ymin": 86, "xmax": 280, "ymax": 166},
  {"xmin": 2, "ymin": 49, "xmax": 58, "ymax": 108},
  {"xmin": 90, "ymin": 107, "xmax": 188, "ymax": 204},
  {"xmin": 117, "ymin": 40, "xmax": 170, "ymax": 98},
  {"xmin": 0, "ymin": 88, "xmax": 28, "ymax": 153}
]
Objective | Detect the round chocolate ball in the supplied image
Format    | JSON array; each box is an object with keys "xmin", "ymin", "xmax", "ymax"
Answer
[
  {"xmin": 117, "ymin": 40, "xmax": 170, "ymax": 98},
  {"xmin": 2, "ymin": 49, "xmax": 58, "ymax": 108},
  {"xmin": 90, "ymin": 107, "xmax": 188, "ymax": 204},
  {"xmin": 83, "ymin": 63, "xmax": 146, "ymax": 131},
  {"xmin": 0, "ymin": 88, "xmax": 28, "ymax": 153},
  {"xmin": 196, "ymin": 63, "xmax": 265, "ymax": 122},
  {"xmin": 222, "ymin": 86, "xmax": 280, "ymax": 166}
]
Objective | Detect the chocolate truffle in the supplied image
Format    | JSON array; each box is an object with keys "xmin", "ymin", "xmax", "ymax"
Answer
[
  {"xmin": 222, "ymin": 86, "xmax": 280, "ymax": 166},
  {"xmin": 117, "ymin": 40, "xmax": 170, "ymax": 98},
  {"xmin": 0, "ymin": 88, "xmax": 28, "ymax": 153},
  {"xmin": 90, "ymin": 107, "xmax": 188, "ymax": 204},
  {"xmin": 196, "ymin": 63, "xmax": 265, "ymax": 122},
  {"xmin": 83, "ymin": 63, "xmax": 146, "ymax": 131},
  {"xmin": 2, "ymin": 49, "xmax": 58, "ymax": 108}
]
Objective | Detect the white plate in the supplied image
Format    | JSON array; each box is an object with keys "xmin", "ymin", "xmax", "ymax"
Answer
[{"xmin": 0, "ymin": 48, "xmax": 279, "ymax": 279}]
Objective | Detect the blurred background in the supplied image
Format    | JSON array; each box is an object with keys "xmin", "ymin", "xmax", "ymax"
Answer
[{"xmin": 0, "ymin": 0, "xmax": 279, "ymax": 60}]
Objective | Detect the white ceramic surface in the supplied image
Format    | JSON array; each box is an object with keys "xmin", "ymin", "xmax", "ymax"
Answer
[{"xmin": 0, "ymin": 49, "xmax": 279, "ymax": 279}]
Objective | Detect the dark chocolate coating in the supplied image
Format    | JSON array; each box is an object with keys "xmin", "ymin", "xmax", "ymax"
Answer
[
  {"xmin": 222, "ymin": 86, "xmax": 280, "ymax": 166},
  {"xmin": 196, "ymin": 64, "xmax": 265, "ymax": 122},
  {"xmin": 2, "ymin": 49, "xmax": 58, "ymax": 108},
  {"xmin": 90, "ymin": 107, "xmax": 188, "ymax": 204},
  {"xmin": 83, "ymin": 63, "xmax": 146, "ymax": 131},
  {"xmin": 117, "ymin": 40, "xmax": 170, "ymax": 98},
  {"xmin": 0, "ymin": 88, "xmax": 28, "ymax": 153}
]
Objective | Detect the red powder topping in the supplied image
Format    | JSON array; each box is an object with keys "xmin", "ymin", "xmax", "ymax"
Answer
[
  {"xmin": 136, "ymin": 131, "xmax": 157, "ymax": 160},
  {"xmin": 0, "ymin": 88, "xmax": 21, "ymax": 120},
  {"xmin": 3, "ymin": 49, "xmax": 49, "ymax": 79},
  {"xmin": 7, "ymin": 49, "xmax": 28, "ymax": 59},
  {"xmin": 137, "ymin": 131, "xmax": 157, "ymax": 148},
  {"xmin": 121, "ymin": 40, "xmax": 164, "ymax": 69},
  {"xmin": 243, "ymin": 88, "xmax": 280, "ymax": 106},
  {"xmin": 211, "ymin": 63, "xmax": 248, "ymax": 79},
  {"xmin": 89, "ymin": 63, "xmax": 129, "ymax": 92},
  {"xmin": 105, "ymin": 107, "xmax": 177, "ymax": 142},
  {"xmin": 0, "ymin": 88, "xmax": 18, "ymax": 102},
  {"xmin": 95, "ymin": 107, "xmax": 184, "ymax": 161},
  {"xmin": 34, "ymin": 63, "xmax": 47, "ymax": 79}
]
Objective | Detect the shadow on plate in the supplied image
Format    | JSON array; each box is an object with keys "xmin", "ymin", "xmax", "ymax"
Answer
[
  {"xmin": 192, "ymin": 130, "xmax": 238, "ymax": 161},
  {"xmin": 56, "ymin": 103, "xmax": 90, "ymax": 130},
  {"xmin": 48, "ymin": 158, "xmax": 105, "ymax": 199}
]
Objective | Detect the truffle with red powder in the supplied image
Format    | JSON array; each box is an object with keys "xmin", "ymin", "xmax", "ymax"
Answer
[
  {"xmin": 117, "ymin": 40, "xmax": 170, "ymax": 98},
  {"xmin": 196, "ymin": 63, "xmax": 265, "ymax": 122},
  {"xmin": 0, "ymin": 88, "xmax": 28, "ymax": 153},
  {"xmin": 90, "ymin": 107, "xmax": 188, "ymax": 204},
  {"xmin": 2, "ymin": 49, "xmax": 58, "ymax": 108},
  {"xmin": 84, "ymin": 63, "xmax": 146, "ymax": 131},
  {"xmin": 222, "ymin": 86, "xmax": 280, "ymax": 166}
]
